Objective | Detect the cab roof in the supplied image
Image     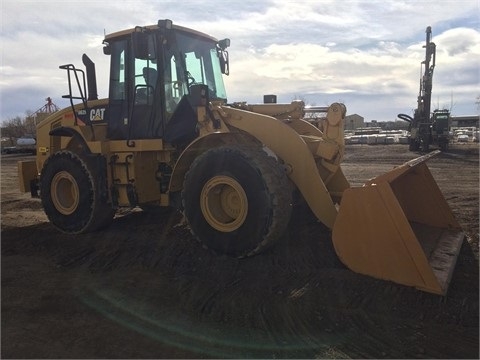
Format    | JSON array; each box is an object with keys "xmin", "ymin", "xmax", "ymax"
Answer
[{"xmin": 104, "ymin": 23, "xmax": 218, "ymax": 43}]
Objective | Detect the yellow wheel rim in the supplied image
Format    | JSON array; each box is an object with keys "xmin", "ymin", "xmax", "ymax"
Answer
[
  {"xmin": 200, "ymin": 176, "xmax": 248, "ymax": 232},
  {"xmin": 51, "ymin": 171, "xmax": 80, "ymax": 215}
]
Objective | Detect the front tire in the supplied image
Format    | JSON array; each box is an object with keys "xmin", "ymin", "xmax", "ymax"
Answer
[
  {"xmin": 182, "ymin": 145, "xmax": 292, "ymax": 257},
  {"xmin": 40, "ymin": 151, "xmax": 113, "ymax": 234}
]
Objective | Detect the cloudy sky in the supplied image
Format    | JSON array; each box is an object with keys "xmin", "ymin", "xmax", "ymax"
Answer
[{"xmin": 1, "ymin": 0, "xmax": 479, "ymax": 123}]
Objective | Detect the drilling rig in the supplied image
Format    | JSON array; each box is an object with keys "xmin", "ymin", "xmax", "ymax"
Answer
[{"xmin": 398, "ymin": 26, "xmax": 450, "ymax": 152}]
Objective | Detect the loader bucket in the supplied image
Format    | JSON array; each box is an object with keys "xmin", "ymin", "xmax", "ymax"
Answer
[{"xmin": 332, "ymin": 151, "xmax": 464, "ymax": 295}]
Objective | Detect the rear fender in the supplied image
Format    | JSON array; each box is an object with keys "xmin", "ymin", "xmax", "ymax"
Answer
[{"xmin": 169, "ymin": 132, "xmax": 258, "ymax": 193}]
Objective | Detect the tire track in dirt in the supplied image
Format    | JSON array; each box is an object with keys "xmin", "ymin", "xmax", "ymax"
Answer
[
  {"xmin": 2, "ymin": 206, "xmax": 479, "ymax": 358},
  {"xmin": 2, "ymin": 145, "xmax": 478, "ymax": 358}
]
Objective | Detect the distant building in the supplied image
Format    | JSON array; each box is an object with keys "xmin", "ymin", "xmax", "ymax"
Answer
[
  {"xmin": 345, "ymin": 114, "xmax": 364, "ymax": 130},
  {"xmin": 451, "ymin": 115, "xmax": 479, "ymax": 128}
]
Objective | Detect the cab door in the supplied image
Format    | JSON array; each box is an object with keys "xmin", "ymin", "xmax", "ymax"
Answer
[
  {"xmin": 106, "ymin": 38, "xmax": 129, "ymax": 140},
  {"xmin": 106, "ymin": 33, "xmax": 164, "ymax": 140}
]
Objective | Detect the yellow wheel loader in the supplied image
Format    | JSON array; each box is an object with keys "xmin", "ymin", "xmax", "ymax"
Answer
[{"xmin": 18, "ymin": 20, "xmax": 464, "ymax": 295}]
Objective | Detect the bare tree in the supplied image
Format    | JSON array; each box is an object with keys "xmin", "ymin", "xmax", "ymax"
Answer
[
  {"xmin": 1, "ymin": 115, "xmax": 34, "ymax": 146},
  {"xmin": 24, "ymin": 111, "xmax": 37, "ymax": 136}
]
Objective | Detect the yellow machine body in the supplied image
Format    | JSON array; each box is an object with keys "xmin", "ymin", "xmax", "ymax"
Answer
[
  {"xmin": 17, "ymin": 20, "xmax": 464, "ymax": 295},
  {"xmin": 333, "ymin": 151, "xmax": 464, "ymax": 295}
]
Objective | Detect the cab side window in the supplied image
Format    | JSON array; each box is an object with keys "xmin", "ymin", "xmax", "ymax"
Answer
[{"xmin": 109, "ymin": 40, "xmax": 126, "ymax": 101}]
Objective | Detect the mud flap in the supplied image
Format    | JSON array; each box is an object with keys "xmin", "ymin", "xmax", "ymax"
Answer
[
  {"xmin": 332, "ymin": 151, "xmax": 464, "ymax": 295},
  {"xmin": 18, "ymin": 160, "xmax": 38, "ymax": 194}
]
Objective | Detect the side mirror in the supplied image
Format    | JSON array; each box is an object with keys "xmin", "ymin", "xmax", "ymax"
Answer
[
  {"xmin": 219, "ymin": 50, "xmax": 229, "ymax": 75},
  {"xmin": 218, "ymin": 38, "xmax": 230, "ymax": 50},
  {"xmin": 103, "ymin": 44, "xmax": 111, "ymax": 55},
  {"xmin": 132, "ymin": 31, "xmax": 150, "ymax": 60},
  {"xmin": 217, "ymin": 39, "xmax": 230, "ymax": 75}
]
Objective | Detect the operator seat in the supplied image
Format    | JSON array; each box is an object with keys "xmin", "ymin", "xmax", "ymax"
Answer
[
  {"xmin": 143, "ymin": 67, "xmax": 158, "ymax": 88},
  {"xmin": 137, "ymin": 67, "xmax": 157, "ymax": 104}
]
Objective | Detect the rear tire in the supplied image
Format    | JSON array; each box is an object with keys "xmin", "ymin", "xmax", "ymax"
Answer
[
  {"xmin": 40, "ymin": 151, "xmax": 114, "ymax": 234},
  {"xmin": 182, "ymin": 145, "xmax": 292, "ymax": 257},
  {"xmin": 421, "ymin": 138, "xmax": 430, "ymax": 152},
  {"xmin": 439, "ymin": 140, "xmax": 448, "ymax": 151},
  {"xmin": 409, "ymin": 139, "xmax": 420, "ymax": 151}
]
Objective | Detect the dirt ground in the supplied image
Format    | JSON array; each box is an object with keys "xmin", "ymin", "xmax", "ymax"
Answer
[{"xmin": 1, "ymin": 144, "xmax": 479, "ymax": 359}]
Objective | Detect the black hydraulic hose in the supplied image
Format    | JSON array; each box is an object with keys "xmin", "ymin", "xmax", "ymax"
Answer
[{"xmin": 397, "ymin": 113, "xmax": 413, "ymax": 123}]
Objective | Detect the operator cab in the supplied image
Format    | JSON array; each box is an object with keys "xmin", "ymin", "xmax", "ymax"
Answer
[{"xmin": 103, "ymin": 19, "xmax": 229, "ymax": 146}]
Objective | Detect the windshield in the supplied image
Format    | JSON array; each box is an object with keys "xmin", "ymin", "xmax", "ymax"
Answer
[{"xmin": 172, "ymin": 31, "xmax": 227, "ymax": 102}]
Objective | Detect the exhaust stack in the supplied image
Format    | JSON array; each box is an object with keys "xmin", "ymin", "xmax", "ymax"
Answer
[{"xmin": 82, "ymin": 54, "xmax": 98, "ymax": 101}]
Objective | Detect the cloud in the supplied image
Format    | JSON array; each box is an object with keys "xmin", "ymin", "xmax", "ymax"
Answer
[{"xmin": 1, "ymin": 0, "xmax": 479, "ymax": 122}]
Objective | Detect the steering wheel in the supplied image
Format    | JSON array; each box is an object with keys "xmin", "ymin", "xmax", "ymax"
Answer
[
  {"xmin": 171, "ymin": 81, "xmax": 182, "ymax": 91},
  {"xmin": 186, "ymin": 72, "xmax": 197, "ymax": 87}
]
